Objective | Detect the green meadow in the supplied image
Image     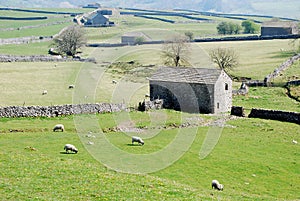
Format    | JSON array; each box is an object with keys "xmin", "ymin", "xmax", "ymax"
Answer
[
  {"xmin": 0, "ymin": 8, "xmax": 299, "ymax": 200},
  {"xmin": 0, "ymin": 111, "xmax": 299, "ymax": 200}
]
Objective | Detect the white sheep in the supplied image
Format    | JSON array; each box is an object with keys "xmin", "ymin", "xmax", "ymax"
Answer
[
  {"xmin": 112, "ymin": 80, "xmax": 117, "ymax": 84},
  {"xmin": 64, "ymin": 144, "xmax": 78, "ymax": 154},
  {"xmin": 292, "ymin": 139, "xmax": 298, "ymax": 144},
  {"xmin": 42, "ymin": 90, "xmax": 48, "ymax": 95},
  {"xmin": 53, "ymin": 124, "xmax": 64, "ymax": 132},
  {"xmin": 212, "ymin": 180, "xmax": 224, "ymax": 191},
  {"xmin": 132, "ymin": 136, "xmax": 144, "ymax": 145}
]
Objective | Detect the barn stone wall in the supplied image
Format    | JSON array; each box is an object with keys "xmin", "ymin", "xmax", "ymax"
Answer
[
  {"xmin": 214, "ymin": 71, "xmax": 232, "ymax": 113},
  {"xmin": 261, "ymin": 27, "xmax": 294, "ymax": 36},
  {"xmin": 150, "ymin": 80, "xmax": 214, "ymax": 113}
]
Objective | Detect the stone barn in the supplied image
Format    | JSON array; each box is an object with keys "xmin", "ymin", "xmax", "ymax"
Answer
[
  {"xmin": 121, "ymin": 32, "xmax": 151, "ymax": 45},
  {"xmin": 261, "ymin": 21, "xmax": 299, "ymax": 36},
  {"xmin": 149, "ymin": 67, "xmax": 232, "ymax": 114},
  {"xmin": 82, "ymin": 9, "xmax": 113, "ymax": 27}
]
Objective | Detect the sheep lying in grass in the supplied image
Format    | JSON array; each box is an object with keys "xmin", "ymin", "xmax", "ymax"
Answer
[
  {"xmin": 64, "ymin": 144, "xmax": 78, "ymax": 154},
  {"xmin": 53, "ymin": 124, "xmax": 64, "ymax": 132},
  {"xmin": 212, "ymin": 180, "xmax": 224, "ymax": 191},
  {"xmin": 25, "ymin": 146, "xmax": 37, "ymax": 151},
  {"xmin": 132, "ymin": 136, "xmax": 144, "ymax": 145}
]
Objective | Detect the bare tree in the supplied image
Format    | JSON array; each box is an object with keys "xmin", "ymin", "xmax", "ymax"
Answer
[
  {"xmin": 209, "ymin": 47, "xmax": 238, "ymax": 74},
  {"xmin": 53, "ymin": 25, "xmax": 87, "ymax": 57},
  {"xmin": 162, "ymin": 35, "xmax": 190, "ymax": 67}
]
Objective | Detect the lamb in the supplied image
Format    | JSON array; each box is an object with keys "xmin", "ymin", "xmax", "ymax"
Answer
[
  {"xmin": 53, "ymin": 124, "xmax": 64, "ymax": 132},
  {"xmin": 212, "ymin": 180, "xmax": 224, "ymax": 191},
  {"xmin": 42, "ymin": 90, "xmax": 48, "ymax": 95},
  {"xmin": 132, "ymin": 136, "xmax": 144, "ymax": 145},
  {"xmin": 64, "ymin": 144, "xmax": 78, "ymax": 154}
]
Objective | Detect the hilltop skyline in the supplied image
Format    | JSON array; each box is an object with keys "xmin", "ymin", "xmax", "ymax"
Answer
[{"xmin": 0, "ymin": 0, "xmax": 299, "ymax": 18}]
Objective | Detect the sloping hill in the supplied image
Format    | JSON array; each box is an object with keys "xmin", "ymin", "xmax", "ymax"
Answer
[{"xmin": 1, "ymin": 0, "xmax": 299, "ymax": 18}]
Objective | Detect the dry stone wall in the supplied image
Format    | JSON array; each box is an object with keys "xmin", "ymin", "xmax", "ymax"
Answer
[
  {"xmin": 0, "ymin": 103, "xmax": 126, "ymax": 118},
  {"xmin": 0, "ymin": 54, "xmax": 96, "ymax": 63},
  {"xmin": 0, "ymin": 36, "xmax": 53, "ymax": 45},
  {"xmin": 264, "ymin": 53, "xmax": 300, "ymax": 84},
  {"xmin": 248, "ymin": 108, "xmax": 300, "ymax": 124}
]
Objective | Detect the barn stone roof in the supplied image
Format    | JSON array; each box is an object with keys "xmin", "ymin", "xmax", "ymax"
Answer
[
  {"xmin": 85, "ymin": 11, "xmax": 108, "ymax": 20},
  {"xmin": 149, "ymin": 67, "xmax": 223, "ymax": 85},
  {"xmin": 262, "ymin": 21, "xmax": 297, "ymax": 28}
]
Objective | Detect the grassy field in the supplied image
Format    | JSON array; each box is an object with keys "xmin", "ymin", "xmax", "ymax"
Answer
[
  {"xmin": 0, "ymin": 62, "xmax": 81, "ymax": 106},
  {"xmin": 0, "ymin": 111, "xmax": 299, "ymax": 200},
  {"xmin": 0, "ymin": 39, "xmax": 297, "ymax": 110}
]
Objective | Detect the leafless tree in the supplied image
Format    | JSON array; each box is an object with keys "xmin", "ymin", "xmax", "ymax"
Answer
[
  {"xmin": 209, "ymin": 47, "xmax": 238, "ymax": 74},
  {"xmin": 162, "ymin": 35, "xmax": 190, "ymax": 67},
  {"xmin": 53, "ymin": 25, "xmax": 87, "ymax": 57}
]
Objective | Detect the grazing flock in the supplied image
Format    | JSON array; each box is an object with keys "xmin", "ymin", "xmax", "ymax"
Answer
[
  {"xmin": 21, "ymin": 122, "xmax": 299, "ymax": 192},
  {"xmin": 24, "ymin": 121, "xmax": 298, "ymax": 192},
  {"xmin": 51, "ymin": 124, "xmax": 145, "ymax": 155}
]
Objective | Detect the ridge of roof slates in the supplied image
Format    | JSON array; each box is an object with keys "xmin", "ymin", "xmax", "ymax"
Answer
[{"xmin": 150, "ymin": 67, "xmax": 221, "ymax": 84}]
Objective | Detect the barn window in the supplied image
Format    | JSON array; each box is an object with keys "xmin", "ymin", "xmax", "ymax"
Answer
[
  {"xmin": 217, "ymin": 103, "xmax": 220, "ymax": 109},
  {"xmin": 225, "ymin": 83, "xmax": 229, "ymax": 90}
]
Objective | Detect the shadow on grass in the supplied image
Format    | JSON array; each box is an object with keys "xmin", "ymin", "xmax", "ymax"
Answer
[
  {"xmin": 127, "ymin": 143, "xmax": 143, "ymax": 146},
  {"xmin": 270, "ymin": 51, "xmax": 296, "ymax": 59},
  {"xmin": 59, "ymin": 151, "xmax": 78, "ymax": 154}
]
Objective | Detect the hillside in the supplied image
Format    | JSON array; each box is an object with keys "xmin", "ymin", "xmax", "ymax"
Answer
[
  {"xmin": 0, "ymin": 0, "xmax": 299, "ymax": 18},
  {"xmin": 0, "ymin": 5, "xmax": 299, "ymax": 201}
]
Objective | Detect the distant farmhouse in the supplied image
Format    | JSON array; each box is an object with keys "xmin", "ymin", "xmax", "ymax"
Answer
[
  {"xmin": 149, "ymin": 67, "xmax": 232, "ymax": 114},
  {"xmin": 261, "ymin": 21, "xmax": 299, "ymax": 36},
  {"xmin": 121, "ymin": 32, "xmax": 152, "ymax": 45},
  {"xmin": 80, "ymin": 9, "xmax": 114, "ymax": 27},
  {"xmin": 82, "ymin": 3, "xmax": 101, "ymax": 9}
]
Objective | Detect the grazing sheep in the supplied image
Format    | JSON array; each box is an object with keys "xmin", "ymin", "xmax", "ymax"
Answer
[
  {"xmin": 42, "ymin": 90, "xmax": 48, "ymax": 95},
  {"xmin": 64, "ymin": 144, "xmax": 78, "ymax": 154},
  {"xmin": 132, "ymin": 136, "xmax": 144, "ymax": 145},
  {"xmin": 212, "ymin": 180, "xmax": 224, "ymax": 191},
  {"xmin": 112, "ymin": 80, "xmax": 117, "ymax": 84},
  {"xmin": 53, "ymin": 124, "xmax": 64, "ymax": 132},
  {"xmin": 292, "ymin": 139, "xmax": 298, "ymax": 144}
]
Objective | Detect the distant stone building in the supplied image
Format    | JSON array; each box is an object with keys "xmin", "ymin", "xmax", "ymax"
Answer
[
  {"xmin": 82, "ymin": 3, "xmax": 101, "ymax": 9},
  {"xmin": 81, "ymin": 9, "xmax": 114, "ymax": 27},
  {"xmin": 121, "ymin": 32, "xmax": 151, "ymax": 45},
  {"xmin": 149, "ymin": 67, "xmax": 232, "ymax": 114},
  {"xmin": 261, "ymin": 21, "xmax": 299, "ymax": 36}
]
